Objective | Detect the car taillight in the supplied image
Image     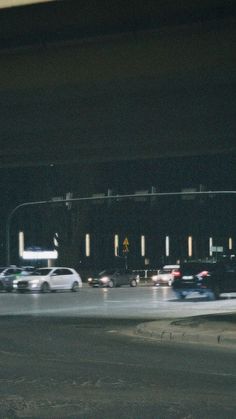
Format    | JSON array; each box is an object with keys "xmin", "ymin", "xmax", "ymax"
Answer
[
  {"xmin": 173, "ymin": 271, "xmax": 181, "ymax": 278},
  {"xmin": 198, "ymin": 270, "xmax": 209, "ymax": 278}
]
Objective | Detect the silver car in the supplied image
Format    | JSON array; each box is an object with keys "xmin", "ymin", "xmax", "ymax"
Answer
[
  {"xmin": 152, "ymin": 265, "xmax": 180, "ymax": 286},
  {"xmin": 13, "ymin": 267, "xmax": 82, "ymax": 293},
  {"xmin": 88, "ymin": 269, "xmax": 138, "ymax": 288},
  {"xmin": 0, "ymin": 267, "xmax": 23, "ymax": 292}
]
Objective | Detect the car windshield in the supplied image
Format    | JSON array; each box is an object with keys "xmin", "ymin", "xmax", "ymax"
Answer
[
  {"xmin": 33, "ymin": 269, "xmax": 52, "ymax": 276},
  {"xmin": 99, "ymin": 270, "xmax": 116, "ymax": 276},
  {"xmin": 159, "ymin": 269, "xmax": 172, "ymax": 274}
]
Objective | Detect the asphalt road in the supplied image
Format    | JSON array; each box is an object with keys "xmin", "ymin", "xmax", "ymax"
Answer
[
  {"xmin": 0, "ymin": 316, "xmax": 236, "ymax": 418},
  {"xmin": 1, "ymin": 285, "xmax": 236, "ymax": 318},
  {"xmin": 1, "ymin": 286, "xmax": 236, "ymax": 418}
]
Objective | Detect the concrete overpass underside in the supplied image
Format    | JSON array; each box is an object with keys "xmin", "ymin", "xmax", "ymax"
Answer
[{"xmin": 0, "ymin": 0, "xmax": 235, "ymax": 167}]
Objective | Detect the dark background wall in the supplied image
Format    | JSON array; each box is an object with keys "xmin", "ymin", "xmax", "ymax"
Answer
[
  {"xmin": 0, "ymin": 0, "xmax": 235, "ymax": 166},
  {"xmin": 0, "ymin": 0, "xmax": 235, "ymax": 268}
]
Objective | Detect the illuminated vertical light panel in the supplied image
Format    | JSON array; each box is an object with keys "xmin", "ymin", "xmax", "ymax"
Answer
[
  {"xmin": 141, "ymin": 235, "xmax": 145, "ymax": 257},
  {"xmin": 209, "ymin": 237, "xmax": 213, "ymax": 256},
  {"xmin": 165, "ymin": 236, "xmax": 170, "ymax": 257},
  {"xmin": 229, "ymin": 237, "xmax": 233, "ymax": 250},
  {"xmin": 19, "ymin": 231, "xmax": 24, "ymax": 257},
  {"xmin": 114, "ymin": 234, "xmax": 119, "ymax": 256},
  {"xmin": 188, "ymin": 236, "xmax": 192, "ymax": 258},
  {"xmin": 85, "ymin": 234, "xmax": 90, "ymax": 257}
]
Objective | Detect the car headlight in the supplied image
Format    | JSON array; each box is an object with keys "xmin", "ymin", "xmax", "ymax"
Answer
[
  {"xmin": 100, "ymin": 276, "xmax": 109, "ymax": 283},
  {"xmin": 88, "ymin": 277, "xmax": 92, "ymax": 282},
  {"xmin": 29, "ymin": 279, "xmax": 39, "ymax": 285},
  {"xmin": 152, "ymin": 275, "xmax": 158, "ymax": 281}
]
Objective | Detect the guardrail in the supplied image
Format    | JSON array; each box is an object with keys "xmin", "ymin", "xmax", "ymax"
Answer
[{"xmin": 132, "ymin": 269, "xmax": 158, "ymax": 280}]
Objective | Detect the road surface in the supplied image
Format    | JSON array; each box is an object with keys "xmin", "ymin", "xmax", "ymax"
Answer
[
  {"xmin": 0, "ymin": 316, "xmax": 236, "ymax": 418},
  {"xmin": 1, "ymin": 286, "xmax": 236, "ymax": 417},
  {"xmin": 1, "ymin": 285, "xmax": 236, "ymax": 318}
]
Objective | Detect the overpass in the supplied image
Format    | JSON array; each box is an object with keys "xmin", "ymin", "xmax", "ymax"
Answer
[{"xmin": 0, "ymin": 0, "xmax": 235, "ymax": 167}]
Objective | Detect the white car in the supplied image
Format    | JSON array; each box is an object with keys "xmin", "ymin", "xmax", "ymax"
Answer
[
  {"xmin": 13, "ymin": 267, "xmax": 82, "ymax": 293},
  {"xmin": 152, "ymin": 265, "xmax": 180, "ymax": 286}
]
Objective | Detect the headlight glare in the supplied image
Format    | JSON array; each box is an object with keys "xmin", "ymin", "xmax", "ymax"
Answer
[{"xmin": 100, "ymin": 276, "xmax": 109, "ymax": 283}]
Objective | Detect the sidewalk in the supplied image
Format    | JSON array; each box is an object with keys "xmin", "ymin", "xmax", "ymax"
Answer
[{"xmin": 136, "ymin": 313, "xmax": 236, "ymax": 346}]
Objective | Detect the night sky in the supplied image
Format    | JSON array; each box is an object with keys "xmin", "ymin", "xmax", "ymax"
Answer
[{"xmin": 0, "ymin": 0, "xmax": 235, "ymax": 166}]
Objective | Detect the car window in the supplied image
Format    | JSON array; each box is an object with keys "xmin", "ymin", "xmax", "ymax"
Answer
[
  {"xmin": 181, "ymin": 263, "xmax": 215, "ymax": 275},
  {"xmin": 159, "ymin": 269, "xmax": 172, "ymax": 274},
  {"xmin": 5, "ymin": 269, "xmax": 15, "ymax": 275},
  {"xmin": 224, "ymin": 263, "xmax": 236, "ymax": 273},
  {"xmin": 60, "ymin": 269, "xmax": 73, "ymax": 275},
  {"xmin": 34, "ymin": 269, "xmax": 51, "ymax": 276},
  {"xmin": 99, "ymin": 270, "xmax": 115, "ymax": 276},
  {"xmin": 53, "ymin": 269, "xmax": 62, "ymax": 276}
]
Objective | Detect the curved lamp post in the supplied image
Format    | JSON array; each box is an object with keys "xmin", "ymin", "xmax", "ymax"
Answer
[
  {"xmin": 6, "ymin": 199, "xmax": 51, "ymax": 266},
  {"xmin": 6, "ymin": 190, "xmax": 236, "ymax": 266}
]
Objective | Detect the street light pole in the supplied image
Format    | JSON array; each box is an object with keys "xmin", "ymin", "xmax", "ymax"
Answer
[
  {"xmin": 6, "ymin": 199, "xmax": 50, "ymax": 266},
  {"xmin": 6, "ymin": 190, "xmax": 236, "ymax": 266}
]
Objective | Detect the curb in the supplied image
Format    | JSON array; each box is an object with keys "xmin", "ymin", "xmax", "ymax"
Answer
[{"xmin": 136, "ymin": 322, "xmax": 236, "ymax": 346}]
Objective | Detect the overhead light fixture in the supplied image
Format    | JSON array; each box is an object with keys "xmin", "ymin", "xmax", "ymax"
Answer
[{"xmin": 0, "ymin": 1, "xmax": 55, "ymax": 9}]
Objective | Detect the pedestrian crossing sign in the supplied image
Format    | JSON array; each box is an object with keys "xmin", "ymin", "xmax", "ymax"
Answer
[{"xmin": 123, "ymin": 237, "xmax": 129, "ymax": 253}]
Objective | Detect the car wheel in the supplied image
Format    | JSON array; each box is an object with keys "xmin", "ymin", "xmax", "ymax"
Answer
[
  {"xmin": 41, "ymin": 282, "xmax": 50, "ymax": 293},
  {"xmin": 108, "ymin": 280, "xmax": 114, "ymax": 288},
  {"xmin": 211, "ymin": 285, "xmax": 220, "ymax": 300},
  {"xmin": 176, "ymin": 291, "xmax": 186, "ymax": 300},
  {"xmin": 71, "ymin": 281, "xmax": 79, "ymax": 292},
  {"xmin": 6, "ymin": 288, "xmax": 13, "ymax": 293},
  {"xmin": 130, "ymin": 279, "xmax": 137, "ymax": 287}
]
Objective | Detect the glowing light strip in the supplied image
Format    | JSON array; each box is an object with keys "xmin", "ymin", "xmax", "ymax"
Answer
[
  {"xmin": 141, "ymin": 235, "xmax": 145, "ymax": 257},
  {"xmin": 188, "ymin": 236, "xmax": 192, "ymax": 258},
  {"xmin": 85, "ymin": 234, "xmax": 90, "ymax": 257},
  {"xmin": 209, "ymin": 237, "xmax": 213, "ymax": 256},
  {"xmin": 19, "ymin": 231, "xmax": 24, "ymax": 257},
  {"xmin": 114, "ymin": 234, "xmax": 119, "ymax": 256},
  {"xmin": 165, "ymin": 236, "xmax": 170, "ymax": 257}
]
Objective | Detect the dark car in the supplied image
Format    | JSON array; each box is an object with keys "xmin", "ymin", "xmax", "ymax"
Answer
[
  {"xmin": 172, "ymin": 260, "xmax": 236, "ymax": 300},
  {"xmin": 88, "ymin": 269, "xmax": 138, "ymax": 288},
  {"xmin": 0, "ymin": 267, "xmax": 23, "ymax": 292}
]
